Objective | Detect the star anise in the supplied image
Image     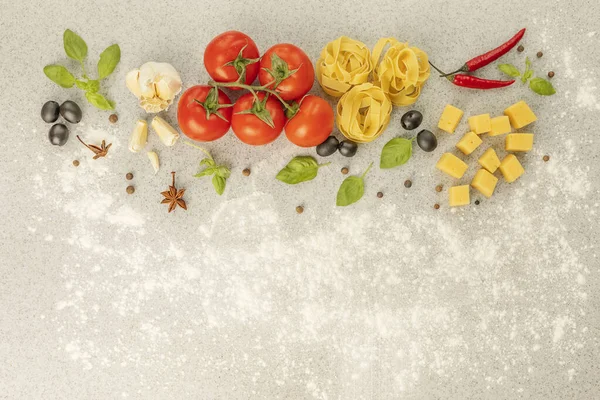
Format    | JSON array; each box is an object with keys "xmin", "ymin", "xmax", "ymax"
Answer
[
  {"xmin": 77, "ymin": 135, "xmax": 112, "ymax": 159},
  {"xmin": 161, "ymin": 171, "xmax": 187, "ymax": 213}
]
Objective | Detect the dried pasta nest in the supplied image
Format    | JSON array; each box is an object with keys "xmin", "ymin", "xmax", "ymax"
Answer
[
  {"xmin": 336, "ymin": 83, "xmax": 392, "ymax": 143},
  {"xmin": 316, "ymin": 36, "xmax": 373, "ymax": 97},
  {"xmin": 371, "ymin": 38, "xmax": 430, "ymax": 106}
]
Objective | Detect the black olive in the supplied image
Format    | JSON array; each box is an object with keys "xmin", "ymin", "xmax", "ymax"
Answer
[
  {"xmin": 416, "ymin": 130, "xmax": 437, "ymax": 152},
  {"xmin": 338, "ymin": 140, "xmax": 358, "ymax": 157},
  {"xmin": 400, "ymin": 110, "xmax": 423, "ymax": 130},
  {"xmin": 59, "ymin": 100, "xmax": 82, "ymax": 124},
  {"xmin": 48, "ymin": 123, "xmax": 69, "ymax": 146},
  {"xmin": 316, "ymin": 136, "xmax": 339, "ymax": 157},
  {"xmin": 41, "ymin": 101, "xmax": 60, "ymax": 123}
]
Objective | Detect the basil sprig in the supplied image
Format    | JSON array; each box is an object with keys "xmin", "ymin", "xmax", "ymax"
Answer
[
  {"xmin": 44, "ymin": 29, "xmax": 120, "ymax": 110},
  {"xmin": 380, "ymin": 137, "xmax": 413, "ymax": 169},
  {"xmin": 498, "ymin": 56, "xmax": 555, "ymax": 96},
  {"xmin": 336, "ymin": 162, "xmax": 373, "ymax": 207},
  {"xmin": 186, "ymin": 142, "xmax": 231, "ymax": 195},
  {"xmin": 276, "ymin": 156, "xmax": 330, "ymax": 184}
]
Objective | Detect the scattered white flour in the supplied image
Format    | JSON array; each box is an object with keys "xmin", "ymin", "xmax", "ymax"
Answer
[
  {"xmin": 576, "ymin": 81, "xmax": 600, "ymax": 111},
  {"xmin": 106, "ymin": 205, "xmax": 145, "ymax": 227},
  {"xmin": 552, "ymin": 316, "xmax": 571, "ymax": 343}
]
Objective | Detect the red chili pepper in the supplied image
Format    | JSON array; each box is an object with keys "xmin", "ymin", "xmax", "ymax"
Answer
[
  {"xmin": 429, "ymin": 61, "xmax": 515, "ymax": 90},
  {"xmin": 450, "ymin": 74, "xmax": 515, "ymax": 89},
  {"xmin": 442, "ymin": 28, "xmax": 526, "ymax": 76},
  {"xmin": 467, "ymin": 28, "xmax": 526, "ymax": 71}
]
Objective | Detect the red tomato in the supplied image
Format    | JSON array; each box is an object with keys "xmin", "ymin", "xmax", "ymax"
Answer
[
  {"xmin": 285, "ymin": 95, "xmax": 334, "ymax": 147},
  {"xmin": 231, "ymin": 92, "xmax": 286, "ymax": 146},
  {"xmin": 204, "ymin": 31, "xmax": 260, "ymax": 89},
  {"xmin": 258, "ymin": 44, "xmax": 315, "ymax": 101},
  {"xmin": 177, "ymin": 85, "xmax": 233, "ymax": 142}
]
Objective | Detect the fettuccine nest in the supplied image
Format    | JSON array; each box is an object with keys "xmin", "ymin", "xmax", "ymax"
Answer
[
  {"xmin": 316, "ymin": 36, "xmax": 373, "ymax": 98},
  {"xmin": 372, "ymin": 38, "xmax": 430, "ymax": 106},
  {"xmin": 336, "ymin": 83, "xmax": 392, "ymax": 143}
]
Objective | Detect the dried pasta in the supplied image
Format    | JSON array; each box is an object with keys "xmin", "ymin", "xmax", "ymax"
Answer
[
  {"xmin": 371, "ymin": 38, "xmax": 430, "ymax": 106},
  {"xmin": 316, "ymin": 36, "xmax": 373, "ymax": 97},
  {"xmin": 336, "ymin": 83, "xmax": 392, "ymax": 143}
]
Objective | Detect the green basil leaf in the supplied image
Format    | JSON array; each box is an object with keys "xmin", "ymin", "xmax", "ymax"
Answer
[
  {"xmin": 87, "ymin": 80, "xmax": 100, "ymax": 93},
  {"xmin": 214, "ymin": 166, "xmax": 231, "ymax": 179},
  {"xmin": 43, "ymin": 65, "xmax": 75, "ymax": 88},
  {"xmin": 521, "ymin": 69, "xmax": 533, "ymax": 83},
  {"xmin": 85, "ymin": 92, "xmax": 115, "ymax": 110},
  {"xmin": 194, "ymin": 167, "xmax": 216, "ymax": 177},
  {"xmin": 521, "ymin": 57, "xmax": 533, "ymax": 83},
  {"xmin": 63, "ymin": 29, "xmax": 88, "ymax": 61},
  {"xmin": 276, "ymin": 156, "xmax": 327, "ymax": 185},
  {"xmin": 75, "ymin": 79, "xmax": 100, "ymax": 93},
  {"xmin": 97, "ymin": 44, "xmax": 121, "ymax": 79},
  {"xmin": 380, "ymin": 138, "xmax": 413, "ymax": 169},
  {"xmin": 200, "ymin": 158, "xmax": 216, "ymax": 168},
  {"xmin": 498, "ymin": 64, "xmax": 521, "ymax": 78},
  {"xmin": 212, "ymin": 175, "xmax": 226, "ymax": 195},
  {"xmin": 336, "ymin": 176, "xmax": 364, "ymax": 207},
  {"xmin": 529, "ymin": 77, "xmax": 556, "ymax": 96}
]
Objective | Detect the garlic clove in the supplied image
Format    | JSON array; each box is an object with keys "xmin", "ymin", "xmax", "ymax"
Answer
[
  {"xmin": 125, "ymin": 69, "xmax": 142, "ymax": 98},
  {"xmin": 147, "ymin": 151, "xmax": 160, "ymax": 174},
  {"xmin": 151, "ymin": 116, "xmax": 180, "ymax": 147},
  {"xmin": 128, "ymin": 120, "xmax": 148, "ymax": 153},
  {"xmin": 154, "ymin": 62, "xmax": 180, "ymax": 80},
  {"xmin": 155, "ymin": 79, "xmax": 177, "ymax": 101},
  {"xmin": 138, "ymin": 63, "xmax": 159, "ymax": 99}
]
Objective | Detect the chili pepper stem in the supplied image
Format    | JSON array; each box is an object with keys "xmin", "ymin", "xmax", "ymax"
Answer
[
  {"xmin": 428, "ymin": 62, "xmax": 453, "ymax": 81},
  {"xmin": 208, "ymin": 80, "xmax": 295, "ymax": 113},
  {"xmin": 428, "ymin": 61, "xmax": 447, "ymax": 76},
  {"xmin": 439, "ymin": 65, "xmax": 468, "ymax": 77}
]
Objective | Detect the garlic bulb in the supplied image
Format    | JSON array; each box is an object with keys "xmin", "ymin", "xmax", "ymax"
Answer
[{"xmin": 126, "ymin": 62, "xmax": 182, "ymax": 113}]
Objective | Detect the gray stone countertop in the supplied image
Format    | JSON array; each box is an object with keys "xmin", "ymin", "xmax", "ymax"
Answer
[{"xmin": 1, "ymin": 0, "xmax": 599, "ymax": 398}]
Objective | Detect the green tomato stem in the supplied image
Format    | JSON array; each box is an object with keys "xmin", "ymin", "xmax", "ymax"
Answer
[
  {"xmin": 184, "ymin": 141, "xmax": 213, "ymax": 161},
  {"xmin": 361, "ymin": 162, "xmax": 374, "ymax": 178},
  {"xmin": 208, "ymin": 80, "xmax": 295, "ymax": 113}
]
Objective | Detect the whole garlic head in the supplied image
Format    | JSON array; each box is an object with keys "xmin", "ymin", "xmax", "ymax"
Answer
[{"xmin": 126, "ymin": 62, "xmax": 182, "ymax": 113}]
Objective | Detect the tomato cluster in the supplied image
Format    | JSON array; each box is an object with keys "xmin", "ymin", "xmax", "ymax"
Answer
[{"xmin": 177, "ymin": 31, "xmax": 334, "ymax": 147}]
